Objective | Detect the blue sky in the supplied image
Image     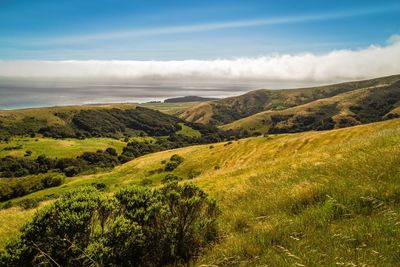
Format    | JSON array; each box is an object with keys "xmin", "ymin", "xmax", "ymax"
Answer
[{"xmin": 0, "ymin": 0, "xmax": 399, "ymax": 60}]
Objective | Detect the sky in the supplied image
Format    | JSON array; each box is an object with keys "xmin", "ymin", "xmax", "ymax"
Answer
[
  {"xmin": 1, "ymin": 0, "xmax": 400, "ymax": 60},
  {"xmin": 0, "ymin": 0, "xmax": 400, "ymax": 108}
]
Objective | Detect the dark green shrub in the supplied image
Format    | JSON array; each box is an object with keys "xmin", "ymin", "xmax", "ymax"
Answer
[
  {"xmin": 64, "ymin": 166, "xmax": 80, "ymax": 177},
  {"xmin": 0, "ymin": 174, "xmax": 64, "ymax": 201},
  {"xmin": 165, "ymin": 161, "xmax": 179, "ymax": 172},
  {"xmin": 18, "ymin": 198, "xmax": 39, "ymax": 209},
  {"xmin": 224, "ymin": 141, "xmax": 233, "ymax": 146},
  {"xmin": 91, "ymin": 182, "xmax": 107, "ymax": 191},
  {"xmin": 105, "ymin": 147, "xmax": 118, "ymax": 156},
  {"xmin": 0, "ymin": 183, "xmax": 219, "ymax": 266},
  {"xmin": 161, "ymin": 174, "xmax": 183, "ymax": 184},
  {"xmin": 170, "ymin": 154, "xmax": 184, "ymax": 164}
]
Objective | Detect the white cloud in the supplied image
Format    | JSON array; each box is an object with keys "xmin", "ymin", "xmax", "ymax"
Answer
[{"xmin": 1, "ymin": 36, "xmax": 400, "ymax": 84}]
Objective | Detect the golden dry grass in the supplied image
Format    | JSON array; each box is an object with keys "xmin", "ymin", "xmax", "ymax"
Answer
[{"xmin": 1, "ymin": 119, "xmax": 399, "ymax": 265}]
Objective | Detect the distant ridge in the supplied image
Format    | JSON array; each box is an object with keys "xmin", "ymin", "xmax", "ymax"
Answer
[
  {"xmin": 178, "ymin": 74, "xmax": 400, "ymax": 127},
  {"xmin": 164, "ymin": 96, "xmax": 218, "ymax": 103}
]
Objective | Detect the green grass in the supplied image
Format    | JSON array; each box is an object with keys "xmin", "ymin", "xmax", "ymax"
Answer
[
  {"xmin": 0, "ymin": 201, "xmax": 52, "ymax": 247},
  {"xmin": 1, "ymin": 119, "xmax": 399, "ymax": 266},
  {"xmin": 0, "ymin": 137, "xmax": 127, "ymax": 158},
  {"xmin": 176, "ymin": 123, "xmax": 201, "ymax": 137}
]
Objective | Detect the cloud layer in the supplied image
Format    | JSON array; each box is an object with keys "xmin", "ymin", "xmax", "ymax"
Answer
[{"xmin": 1, "ymin": 36, "xmax": 400, "ymax": 83}]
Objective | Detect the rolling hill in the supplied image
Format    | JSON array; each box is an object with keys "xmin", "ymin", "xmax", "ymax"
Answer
[
  {"xmin": 1, "ymin": 118, "xmax": 399, "ymax": 266},
  {"xmin": 222, "ymin": 79, "xmax": 400, "ymax": 134},
  {"xmin": 0, "ymin": 103, "xmax": 214, "ymax": 140},
  {"xmin": 178, "ymin": 75, "xmax": 400, "ymax": 126}
]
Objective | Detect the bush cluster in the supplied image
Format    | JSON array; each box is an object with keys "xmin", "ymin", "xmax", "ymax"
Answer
[
  {"xmin": 0, "ymin": 182, "xmax": 220, "ymax": 266},
  {"xmin": 0, "ymin": 148, "xmax": 119, "ymax": 178},
  {"xmin": 0, "ymin": 174, "xmax": 64, "ymax": 201}
]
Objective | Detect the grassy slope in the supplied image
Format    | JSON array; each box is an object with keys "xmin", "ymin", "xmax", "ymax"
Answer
[
  {"xmin": 176, "ymin": 122, "xmax": 202, "ymax": 137},
  {"xmin": 0, "ymin": 201, "xmax": 52, "ymax": 248},
  {"xmin": 0, "ymin": 137, "xmax": 127, "ymax": 158},
  {"xmin": 0, "ymin": 102, "xmax": 201, "ymax": 140},
  {"xmin": 178, "ymin": 74, "xmax": 400, "ymax": 125},
  {"xmin": 1, "ymin": 119, "xmax": 399, "ymax": 266},
  {"xmin": 138, "ymin": 102, "xmax": 197, "ymax": 115},
  {"xmin": 0, "ymin": 102, "xmax": 196, "ymax": 124},
  {"xmin": 221, "ymin": 81, "xmax": 400, "ymax": 134},
  {"xmin": 0, "ymin": 103, "xmax": 138, "ymax": 126}
]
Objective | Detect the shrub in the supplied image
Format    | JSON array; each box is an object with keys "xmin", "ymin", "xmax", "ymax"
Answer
[
  {"xmin": 161, "ymin": 174, "xmax": 183, "ymax": 184},
  {"xmin": 224, "ymin": 141, "xmax": 233, "ymax": 146},
  {"xmin": 0, "ymin": 183, "xmax": 220, "ymax": 266},
  {"xmin": 18, "ymin": 198, "xmax": 39, "ymax": 209},
  {"xmin": 170, "ymin": 154, "xmax": 184, "ymax": 164},
  {"xmin": 105, "ymin": 147, "xmax": 118, "ymax": 156},
  {"xmin": 0, "ymin": 174, "xmax": 64, "ymax": 201},
  {"xmin": 64, "ymin": 166, "xmax": 80, "ymax": 177},
  {"xmin": 91, "ymin": 182, "xmax": 107, "ymax": 191},
  {"xmin": 165, "ymin": 161, "xmax": 179, "ymax": 172},
  {"xmin": 188, "ymin": 169, "xmax": 202, "ymax": 179}
]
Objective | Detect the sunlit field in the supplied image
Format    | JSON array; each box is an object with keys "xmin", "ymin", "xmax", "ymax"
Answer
[{"xmin": 1, "ymin": 119, "xmax": 399, "ymax": 265}]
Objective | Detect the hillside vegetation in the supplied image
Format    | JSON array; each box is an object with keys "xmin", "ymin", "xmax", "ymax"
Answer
[
  {"xmin": 178, "ymin": 75, "xmax": 400, "ymax": 127},
  {"xmin": 1, "ymin": 119, "xmax": 399, "ymax": 266},
  {"xmin": 0, "ymin": 103, "xmax": 205, "ymax": 140},
  {"xmin": 222, "ymin": 79, "xmax": 400, "ymax": 134},
  {"xmin": 0, "ymin": 105, "xmax": 182, "ymax": 139}
]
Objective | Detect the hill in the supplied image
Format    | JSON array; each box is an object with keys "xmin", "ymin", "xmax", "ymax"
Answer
[
  {"xmin": 1, "ymin": 119, "xmax": 399, "ymax": 266},
  {"xmin": 0, "ymin": 104, "xmax": 213, "ymax": 139},
  {"xmin": 164, "ymin": 96, "xmax": 219, "ymax": 103},
  {"xmin": 222, "ymin": 79, "xmax": 400, "ymax": 135},
  {"xmin": 178, "ymin": 75, "xmax": 400, "ymax": 125}
]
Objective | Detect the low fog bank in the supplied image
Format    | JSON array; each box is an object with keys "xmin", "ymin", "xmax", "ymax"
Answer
[{"xmin": 1, "ymin": 35, "xmax": 399, "ymax": 109}]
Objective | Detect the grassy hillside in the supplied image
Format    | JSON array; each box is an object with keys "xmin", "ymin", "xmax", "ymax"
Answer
[
  {"xmin": 1, "ymin": 118, "xmax": 399, "ymax": 266},
  {"xmin": 0, "ymin": 103, "xmax": 206, "ymax": 139},
  {"xmin": 222, "ymin": 80, "xmax": 400, "ymax": 134},
  {"xmin": 138, "ymin": 101, "xmax": 197, "ymax": 115},
  {"xmin": 0, "ymin": 137, "xmax": 127, "ymax": 158},
  {"xmin": 178, "ymin": 74, "xmax": 400, "ymax": 125}
]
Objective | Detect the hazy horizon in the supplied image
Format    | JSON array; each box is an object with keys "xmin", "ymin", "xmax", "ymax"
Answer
[
  {"xmin": 1, "ymin": 0, "xmax": 399, "ymax": 109},
  {"xmin": 0, "ymin": 77, "xmax": 335, "ymax": 110}
]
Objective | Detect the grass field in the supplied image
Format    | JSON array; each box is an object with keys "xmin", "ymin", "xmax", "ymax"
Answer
[
  {"xmin": 176, "ymin": 122, "xmax": 202, "ymax": 137},
  {"xmin": 1, "ymin": 119, "xmax": 399, "ymax": 266},
  {"xmin": 0, "ymin": 137, "xmax": 127, "ymax": 158}
]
